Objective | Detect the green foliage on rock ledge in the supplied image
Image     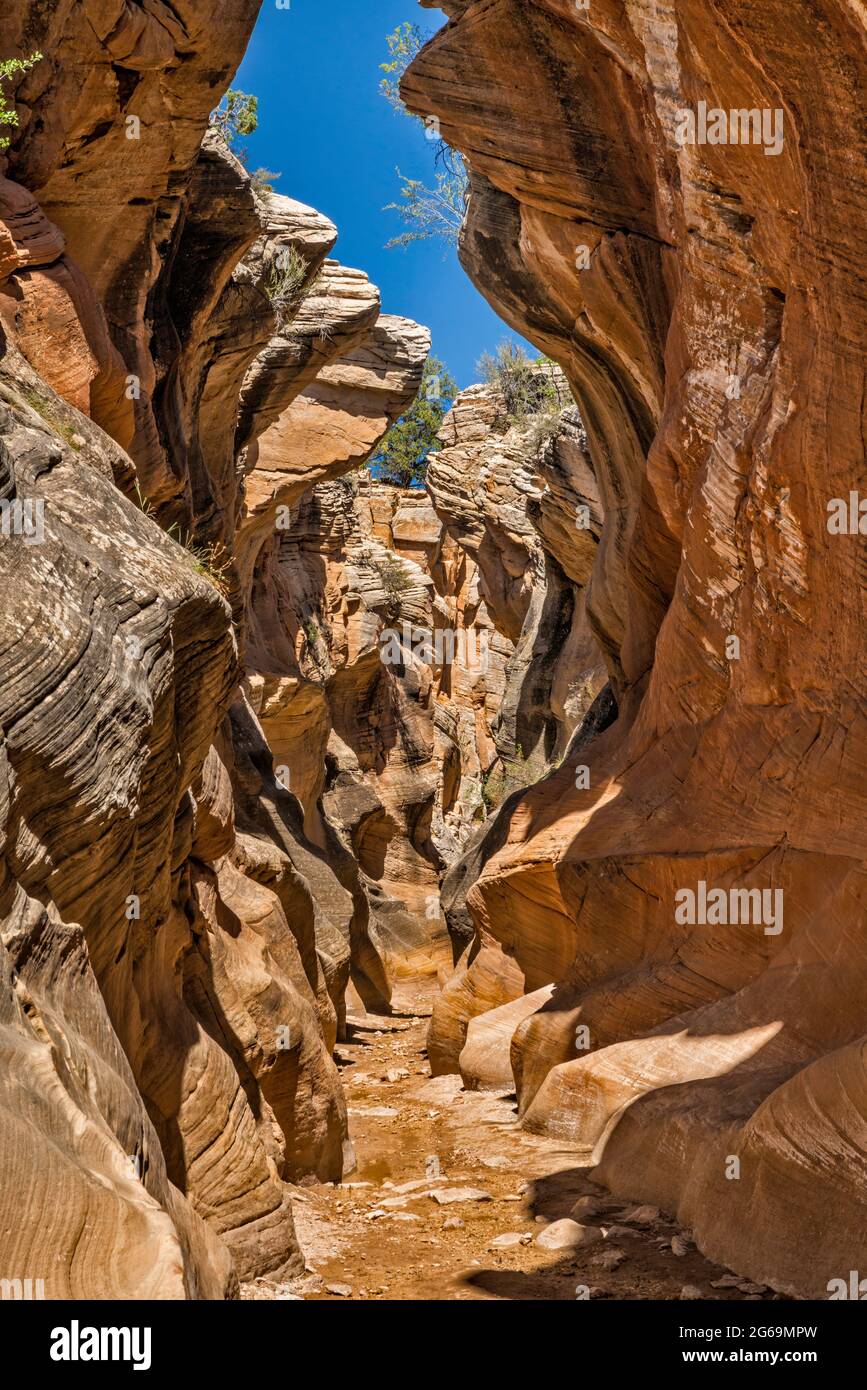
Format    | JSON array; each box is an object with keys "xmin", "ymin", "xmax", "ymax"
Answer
[
  {"xmin": 210, "ymin": 88, "xmax": 281, "ymax": 198},
  {"xmin": 0, "ymin": 52, "xmax": 43, "ymax": 151},
  {"xmin": 380, "ymin": 24, "xmax": 468, "ymax": 249},
  {"xmin": 477, "ymin": 342, "xmax": 562, "ymax": 423},
  {"xmin": 211, "ymin": 89, "xmax": 259, "ymax": 147},
  {"xmin": 372, "ymin": 355, "xmax": 457, "ymax": 488},
  {"xmin": 380, "ymin": 22, "xmax": 424, "ymax": 115}
]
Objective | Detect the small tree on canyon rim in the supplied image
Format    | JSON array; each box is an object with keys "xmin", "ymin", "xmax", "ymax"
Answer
[
  {"xmin": 211, "ymin": 88, "xmax": 258, "ymax": 146},
  {"xmin": 478, "ymin": 342, "xmax": 563, "ymax": 419},
  {"xmin": 380, "ymin": 23, "xmax": 468, "ymax": 249},
  {"xmin": 371, "ymin": 355, "xmax": 457, "ymax": 488},
  {"xmin": 477, "ymin": 343, "xmax": 569, "ymax": 454},
  {"xmin": 209, "ymin": 88, "xmax": 280, "ymax": 197},
  {"xmin": 0, "ymin": 52, "xmax": 42, "ymax": 150}
]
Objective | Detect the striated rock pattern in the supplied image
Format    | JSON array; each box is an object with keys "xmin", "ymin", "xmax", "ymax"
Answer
[
  {"xmin": 428, "ymin": 376, "xmax": 607, "ymax": 799},
  {"xmin": 0, "ymin": 0, "xmax": 427, "ymax": 1297},
  {"xmin": 257, "ymin": 478, "xmax": 453, "ymax": 1005},
  {"xmin": 0, "ymin": 344, "xmax": 237, "ymax": 1299},
  {"xmin": 3, "ymin": 0, "xmax": 860, "ymax": 1307},
  {"xmin": 237, "ymin": 261, "xmax": 436, "ymax": 1012},
  {"xmin": 250, "ymin": 372, "xmax": 610, "ymax": 1006},
  {"xmin": 405, "ymin": 0, "xmax": 867, "ymax": 1296}
]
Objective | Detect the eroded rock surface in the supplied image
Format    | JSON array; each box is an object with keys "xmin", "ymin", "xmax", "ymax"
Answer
[
  {"xmin": 249, "ymin": 371, "xmax": 608, "ymax": 1009},
  {"xmin": 3, "ymin": 0, "xmax": 859, "ymax": 1307},
  {"xmin": 428, "ymin": 376, "xmax": 607, "ymax": 805},
  {"xmin": 405, "ymin": 0, "xmax": 867, "ymax": 1297},
  {"xmin": 0, "ymin": 0, "xmax": 428, "ymax": 1297}
]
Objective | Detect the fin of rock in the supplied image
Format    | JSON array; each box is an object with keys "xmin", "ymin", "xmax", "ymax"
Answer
[
  {"xmin": 402, "ymin": 0, "xmax": 867, "ymax": 1297},
  {"xmin": 0, "ymin": 3, "xmax": 427, "ymax": 1295}
]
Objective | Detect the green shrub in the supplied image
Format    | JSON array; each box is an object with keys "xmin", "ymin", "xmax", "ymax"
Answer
[
  {"xmin": 0, "ymin": 53, "xmax": 42, "ymax": 151},
  {"xmin": 477, "ymin": 342, "xmax": 562, "ymax": 423},
  {"xmin": 522, "ymin": 401, "xmax": 564, "ymax": 454},
  {"xmin": 380, "ymin": 24, "xmax": 468, "ymax": 249},
  {"xmin": 210, "ymin": 89, "xmax": 258, "ymax": 150},
  {"xmin": 133, "ymin": 482, "xmax": 231, "ymax": 598},
  {"xmin": 378, "ymin": 556, "xmax": 413, "ymax": 597},
  {"xmin": 251, "ymin": 167, "xmax": 282, "ymax": 198},
  {"xmin": 373, "ymin": 355, "xmax": 456, "ymax": 487},
  {"xmin": 266, "ymin": 247, "xmax": 310, "ymax": 326}
]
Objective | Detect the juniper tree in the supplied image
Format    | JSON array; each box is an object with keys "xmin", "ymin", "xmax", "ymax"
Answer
[
  {"xmin": 380, "ymin": 23, "xmax": 468, "ymax": 249},
  {"xmin": 372, "ymin": 355, "xmax": 457, "ymax": 487}
]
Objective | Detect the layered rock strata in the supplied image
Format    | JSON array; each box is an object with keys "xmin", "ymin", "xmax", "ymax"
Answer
[
  {"xmin": 251, "ymin": 371, "xmax": 609, "ymax": 1002},
  {"xmin": 405, "ymin": 0, "xmax": 867, "ymax": 1297},
  {"xmin": 0, "ymin": 0, "xmax": 428, "ymax": 1297},
  {"xmin": 428, "ymin": 377, "xmax": 607, "ymax": 808}
]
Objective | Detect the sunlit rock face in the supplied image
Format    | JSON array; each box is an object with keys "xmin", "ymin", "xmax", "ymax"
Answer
[
  {"xmin": 428, "ymin": 376, "xmax": 607, "ymax": 782},
  {"xmin": 247, "ymin": 464, "xmax": 497, "ymax": 1000},
  {"xmin": 0, "ymin": 0, "xmax": 293, "ymax": 1298},
  {"xmin": 404, "ymin": 0, "xmax": 867, "ymax": 1296},
  {"xmin": 239, "ymin": 285, "xmax": 437, "ymax": 1010},
  {"xmin": 0, "ymin": 0, "xmax": 265, "ymax": 511},
  {"xmin": 0, "ymin": 0, "xmax": 432, "ymax": 1297},
  {"xmin": 251, "ymin": 476, "xmax": 466, "ymax": 1008},
  {"xmin": 424, "ymin": 375, "xmax": 609, "ymax": 971},
  {"xmin": 245, "ymin": 366, "xmax": 609, "ymax": 1009},
  {"xmin": 0, "ymin": 345, "xmax": 238, "ymax": 1301}
]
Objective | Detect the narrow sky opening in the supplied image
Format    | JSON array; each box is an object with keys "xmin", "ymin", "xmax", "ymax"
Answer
[{"xmin": 234, "ymin": 0, "xmax": 533, "ymax": 387}]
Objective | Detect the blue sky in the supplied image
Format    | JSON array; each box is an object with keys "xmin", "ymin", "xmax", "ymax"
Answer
[{"xmin": 234, "ymin": 0, "xmax": 529, "ymax": 387}]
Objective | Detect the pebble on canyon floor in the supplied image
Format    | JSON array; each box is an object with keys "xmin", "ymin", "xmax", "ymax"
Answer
[
  {"xmin": 429, "ymin": 1187, "xmax": 492, "ymax": 1205},
  {"xmin": 621, "ymin": 1204, "xmax": 661, "ymax": 1226},
  {"xmin": 570, "ymin": 1195, "xmax": 606, "ymax": 1219},
  {"xmin": 535, "ymin": 1219, "xmax": 604, "ymax": 1250},
  {"xmin": 593, "ymin": 1247, "xmax": 627, "ymax": 1270}
]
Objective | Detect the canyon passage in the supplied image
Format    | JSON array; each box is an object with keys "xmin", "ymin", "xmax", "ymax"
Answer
[{"xmin": 0, "ymin": 0, "xmax": 865, "ymax": 1310}]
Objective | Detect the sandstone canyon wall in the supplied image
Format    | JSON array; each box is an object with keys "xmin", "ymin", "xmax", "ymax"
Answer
[
  {"xmin": 253, "ymin": 368, "xmax": 605, "ymax": 1003},
  {"xmin": 0, "ymin": 0, "xmax": 439, "ymax": 1297},
  {"xmin": 404, "ymin": 0, "xmax": 867, "ymax": 1298},
  {"xmin": 0, "ymin": 0, "xmax": 587, "ymax": 1292},
  {"xmin": 1, "ymin": 0, "xmax": 863, "ymax": 1307}
]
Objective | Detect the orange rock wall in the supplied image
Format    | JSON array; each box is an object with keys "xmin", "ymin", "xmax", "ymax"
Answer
[{"xmin": 405, "ymin": 0, "xmax": 867, "ymax": 1297}]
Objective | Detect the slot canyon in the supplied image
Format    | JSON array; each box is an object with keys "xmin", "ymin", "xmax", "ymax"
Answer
[{"xmin": 0, "ymin": 0, "xmax": 865, "ymax": 1314}]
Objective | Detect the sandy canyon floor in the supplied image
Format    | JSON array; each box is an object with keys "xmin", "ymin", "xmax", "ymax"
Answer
[{"xmin": 240, "ymin": 982, "xmax": 790, "ymax": 1303}]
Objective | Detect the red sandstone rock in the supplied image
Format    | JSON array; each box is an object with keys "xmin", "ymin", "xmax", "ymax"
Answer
[
  {"xmin": 0, "ymin": 1, "xmax": 429, "ymax": 1297},
  {"xmin": 404, "ymin": 0, "xmax": 867, "ymax": 1297}
]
